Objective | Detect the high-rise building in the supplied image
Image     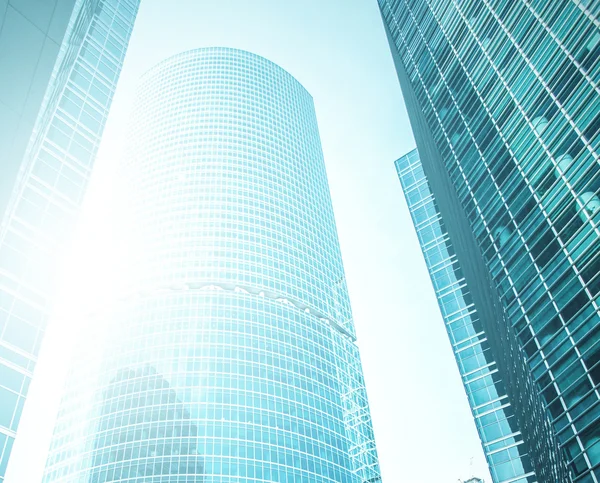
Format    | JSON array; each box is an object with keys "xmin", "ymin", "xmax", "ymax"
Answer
[
  {"xmin": 43, "ymin": 47, "xmax": 381, "ymax": 483},
  {"xmin": 380, "ymin": 1, "xmax": 600, "ymax": 482},
  {"xmin": 396, "ymin": 148, "xmax": 548, "ymax": 482},
  {"xmin": 0, "ymin": 1, "xmax": 139, "ymax": 479}
]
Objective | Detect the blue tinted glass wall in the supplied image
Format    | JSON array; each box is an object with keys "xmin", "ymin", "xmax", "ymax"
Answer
[
  {"xmin": 0, "ymin": 0, "xmax": 139, "ymax": 479},
  {"xmin": 397, "ymin": 149, "xmax": 540, "ymax": 483},
  {"xmin": 43, "ymin": 48, "xmax": 381, "ymax": 483},
  {"xmin": 380, "ymin": 1, "xmax": 600, "ymax": 481}
]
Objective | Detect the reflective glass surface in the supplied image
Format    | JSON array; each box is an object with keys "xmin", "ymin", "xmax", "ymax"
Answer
[
  {"xmin": 381, "ymin": 1, "xmax": 600, "ymax": 481},
  {"xmin": 43, "ymin": 48, "xmax": 381, "ymax": 483},
  {"xmin": 0, "ymin": 1, "xmax": 139, "ymax": 479},
  {"xmin": 397, "ymin": 149, "xmax": 538, "ymax": 483}
]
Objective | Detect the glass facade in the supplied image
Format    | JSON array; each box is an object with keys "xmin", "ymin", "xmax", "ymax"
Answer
[
  {"xmin": 43, "ymin": 48, "xmax": 381, "ymax": 483},
  {"xmin": 0, "ymin": 0, "xmax": 76, "ymax": 217},
  {"xmin": 89, "ymin": 366, "xmax": 205, "ymax": 482},
  {"xmin": 397, "ymin": 149, "xmax": 541, "ymax": 482},
  {"xmin": 0, "ymin": 0, "xmax": 139, "ymax": 480},
  {"xmin": 380, "ymin": 1, "xmax": 600, "ymax": 482}
]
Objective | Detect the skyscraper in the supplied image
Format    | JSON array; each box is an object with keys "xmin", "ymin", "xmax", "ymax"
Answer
[
  {"xmin": 43, "ymin": 47, "xmax": 381, "ymax": 483},
  {"xmin": 380, "ymin": 1, "xmax": 600, "ymax": 482},
  {"xmin": 396, "ymin": 149, "xmax": 554, "ymax": 482},
  {"xmin": 0, "ymin": 1, "xmax": 139, "ymax": 479}
]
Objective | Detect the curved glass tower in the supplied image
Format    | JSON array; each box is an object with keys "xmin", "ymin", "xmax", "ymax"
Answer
[{"xmin": 43, "ymin": 48, "xmax": 380, "ymax": 483}]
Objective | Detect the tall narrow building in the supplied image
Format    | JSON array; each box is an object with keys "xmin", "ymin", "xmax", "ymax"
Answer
[
  {"xmin": 380, "ymin": 1, "xmax": 600, "ymax": 482},
  {"xmin": 0, "ymin": 1, "xmax": 139, "ymax": 479},
  {"xmin": 396, "ymin": 149, "xmax": 557, "ymax": 483},
  {"xmin": 43, "ymin": 48, "xmax": 381, "ymax": 483}
]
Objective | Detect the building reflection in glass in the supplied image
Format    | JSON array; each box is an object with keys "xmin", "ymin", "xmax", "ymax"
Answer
[{"xmin": 90, "ymin": 366, "xmax": 203, "ymax": 483}]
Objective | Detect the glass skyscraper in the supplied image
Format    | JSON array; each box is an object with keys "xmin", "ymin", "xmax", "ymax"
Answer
[
  {"xmin": 380, "ymin": 1, "xmax": 600, "ymax": 482},
  {"xmin": 43, "ymin": 47, "xmax": 381, "ymax": 483},
  {"xmin": 0, "ymin": 0, "xmax": 139, "ymax": 479},
  {"xmin": 397, "ymin": 148, "xmax": 557, "ymax": 483}
]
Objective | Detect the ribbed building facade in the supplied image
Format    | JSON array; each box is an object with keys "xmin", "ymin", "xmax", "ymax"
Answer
[
  {"xmin": 0, "ymin": 1, "xmax": 139, "ymax": 479},
  {"xmin": 43, "ymin": 47, "xmax": 380, "ymax": 483},
  {"xmin": 380, "ymin": 1, "xmax": 600, "ymax": 482},
  {"xmin": 397, "ymin": 148, "xmax": 546, "ymax": 482}
]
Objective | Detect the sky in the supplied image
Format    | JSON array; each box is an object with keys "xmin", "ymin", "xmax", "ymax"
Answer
[{"xmin": 7, "ymin": 1, "xmax": 491, "ymax": 481}]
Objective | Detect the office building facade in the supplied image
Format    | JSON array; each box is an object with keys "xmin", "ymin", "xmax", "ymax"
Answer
[
  {"xmin": 0, "ymin": 0, "xmax": 139, "ymax": 479},
  {"xmin": 397, "ymin": 148, "xmax": 547, "ymax": 482},
  {"xmin": 89, "ymin": 366, "xmax": 205, "ymax": 482},
  {"xmin": 380, "ymin": 1, "xmax": 600, "ymax": 481},
  {"xmin": 43, "ymin": 48, "xmax": 381, "ymax": 482}
]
